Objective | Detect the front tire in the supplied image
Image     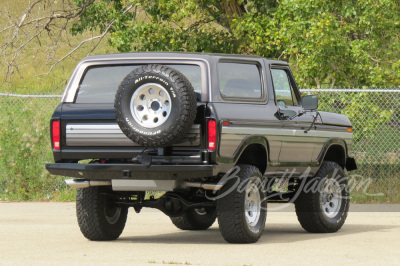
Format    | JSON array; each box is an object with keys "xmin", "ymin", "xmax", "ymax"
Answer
[
  {"xmin": 294, "ymin": 161, "xmax": 350, "ymax": 233},
  {"xmin": 217, "ymin": 165, "xmax": 267, "ymax": 243},
  {"xmin": 76, "ymin": 186, "xmax": 128, "ymax": 241},
  {"xmin": 170, "ymin": 207, "xmax": 217, "ymax": 230}
]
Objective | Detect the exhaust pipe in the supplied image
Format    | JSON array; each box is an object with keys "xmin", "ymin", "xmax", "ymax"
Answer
[
  {"xmin": 65, "ymin": 179, "xmax": 111, "ymax": 189},
  {"xmin": 182, "ymin": 181, "xmax": 224, "ymax": 190}
]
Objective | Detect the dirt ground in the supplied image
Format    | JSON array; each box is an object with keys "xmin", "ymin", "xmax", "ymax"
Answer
[{"xmin": 0, "ymin": 202, "xmax": 399, "ymax": 265}]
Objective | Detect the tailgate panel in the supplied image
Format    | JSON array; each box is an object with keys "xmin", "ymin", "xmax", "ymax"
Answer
[{"xmin": 66, "ymin": 123, "xmax": 201, "ymax": 147}]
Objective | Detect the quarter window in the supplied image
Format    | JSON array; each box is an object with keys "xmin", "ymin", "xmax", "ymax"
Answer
[
  {"xmin": 271, "ymin": 69, "xmax": 298, "ymax": 106},
  {"xmin": 218, "ymin": 62, "xmax": 262, "ymax": 99}
]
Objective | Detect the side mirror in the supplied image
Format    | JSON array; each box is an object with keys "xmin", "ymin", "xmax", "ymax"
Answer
[{"xmin": 302, "ymin": 95, "xmax": 318, "ymax": 110}]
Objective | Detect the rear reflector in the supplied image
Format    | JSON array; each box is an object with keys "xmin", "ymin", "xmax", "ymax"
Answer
[
  {"xmin": 208, "ymin": 120, "xmax": 216, "ymax": 150},
  {"xmin": 52, "ymin": 120, "xmax": 60, "ymax": 150}
]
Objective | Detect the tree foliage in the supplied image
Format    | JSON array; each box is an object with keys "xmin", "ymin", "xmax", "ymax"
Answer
[
  {"xmin": 1, "ymin": 0, "xmax": 399, "ymax": 87},
  {"xmin": 70, "ymin": 0, "xmax": 400, "ymax": 87}
]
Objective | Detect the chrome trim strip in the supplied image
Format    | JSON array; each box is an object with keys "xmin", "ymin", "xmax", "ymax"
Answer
[
  {"xmin": 315, "ymin": 131, "xmax": 352, "ymax": 139},
  {"xmin": 221, "ymin": 126, "xmax": 282, "ymax": 135},
  {"xmin": 300, "ymin": 89, "xmax": 400, "ymax": 93},
  {"xmin": 66, "ymin": 123, "xmax": 200, "ymax": 147},
  {"xmin": 221, "ymin": 125, "xmax": 351, "ymax": 139}
]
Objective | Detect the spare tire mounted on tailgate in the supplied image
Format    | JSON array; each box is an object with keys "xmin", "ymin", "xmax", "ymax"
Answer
[{"xmin": 114, "ymin": 64, "xmax": 197, "ymax": 147}]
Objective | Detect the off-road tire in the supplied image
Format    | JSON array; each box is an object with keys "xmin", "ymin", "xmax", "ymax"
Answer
[
  {"xmin": 294, "ymin": 161, "xmax": 350, "ymax": 233},
  {"xmin": 217, "ymin": 165, "xmax": 267, "ymax": 243},
  {"xmin": 170, "ymin": 207, "xmax": 217, "ymax": 230},
  {"xmin": 76, "ymin": 186, "xmax": 128, "ymax": 241},
  {"xmin": 114, "ymin": 64, "xmax": 197, "ymax": 147}
]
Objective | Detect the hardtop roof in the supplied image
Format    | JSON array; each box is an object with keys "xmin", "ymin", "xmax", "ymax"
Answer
[{"xmin": 81, "ymin": 52, "xmax": 288, "ymax": 65}]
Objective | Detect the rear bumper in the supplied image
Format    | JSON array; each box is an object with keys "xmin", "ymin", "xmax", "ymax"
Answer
[{"xmin": 45, "ymin": 163, "xmax": 215, "ymax": 180}]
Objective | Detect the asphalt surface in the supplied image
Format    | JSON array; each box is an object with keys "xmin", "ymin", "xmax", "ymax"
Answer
[{"xmin": 0, "ymin": 202, "xmax": 399, "ymax": 266}]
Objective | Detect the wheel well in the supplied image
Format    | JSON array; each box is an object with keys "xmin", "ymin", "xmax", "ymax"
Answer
[
  {"xmin": 236, "ymin": 144, "xmax": 267, "ymax": 174},
  {"xmin": 323, "ymin": 145, "xmax": 346, "ymax": 169}
]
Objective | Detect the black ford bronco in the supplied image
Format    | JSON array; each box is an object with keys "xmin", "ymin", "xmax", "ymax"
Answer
[{"xmin": 46, "ymin": 52, "xmax": 357, "ymax": 243}]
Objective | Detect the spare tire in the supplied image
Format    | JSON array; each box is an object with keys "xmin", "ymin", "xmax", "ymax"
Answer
[{"xmin": 114, "ymin": 64, "xmax": 197, "ymax": 147}]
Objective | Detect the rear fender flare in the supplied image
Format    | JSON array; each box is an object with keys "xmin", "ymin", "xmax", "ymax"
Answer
[{"xmin": 217, "ymin": 135, "xmax": 269, "ymax": 173}]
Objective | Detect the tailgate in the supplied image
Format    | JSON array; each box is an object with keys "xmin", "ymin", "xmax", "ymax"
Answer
[{"xmin": 57, "ymin": 103, "xmax": 206, "ymax": 161}]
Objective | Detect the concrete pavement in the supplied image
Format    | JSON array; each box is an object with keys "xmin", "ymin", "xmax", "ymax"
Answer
[{"xmin": 0, "ymin": 202, "xmax": 399, "ymax": 265}]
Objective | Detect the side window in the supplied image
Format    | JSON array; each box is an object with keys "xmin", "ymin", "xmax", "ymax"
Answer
[
  {"xmin": 271, "ymin": 69, "xmax": 298, "ymax": 106},
  {"xmin": 218, "ymin": 62, "xmax": 262, "ymax": 99}
]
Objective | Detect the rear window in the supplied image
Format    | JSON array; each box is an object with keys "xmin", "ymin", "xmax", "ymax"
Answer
[{"xmin": 75, "ymin": 64, "xmax": 202, "ymax": 103}]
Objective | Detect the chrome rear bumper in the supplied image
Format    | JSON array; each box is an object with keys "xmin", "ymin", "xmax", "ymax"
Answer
[{"xmin": 65, "ymin": 178, "xmax": 223, "ymax": 191}]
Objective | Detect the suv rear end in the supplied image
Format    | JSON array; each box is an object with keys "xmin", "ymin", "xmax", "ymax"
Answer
[
  {"xmin": 46, "ymin": 52, "xmax": 355, "ymax": 244},
  {"xmin": 47, "ymin": 54, "xmax": 218, "ymax": 182}
]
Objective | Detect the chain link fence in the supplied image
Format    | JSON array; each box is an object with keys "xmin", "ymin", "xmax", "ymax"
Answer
[
  {"xmin": 0, "ymin": 93, "xmax": 66, "ymax": 200},
  {"xmin": 0, "ymin": 89, "xmax": 399, "ymax": 201},
  {"xmin": 301, "ymin": 89, "xmax": 400, "ymax": 202}
]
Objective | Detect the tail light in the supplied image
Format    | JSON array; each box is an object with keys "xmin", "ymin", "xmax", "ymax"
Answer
[
  {"xmin": 207, "ymin": 120, "xmax": 217, "ymax": 151},
  {"xmin": 52, "ymin": 120, "xmax": 60, "ymax": 150}
]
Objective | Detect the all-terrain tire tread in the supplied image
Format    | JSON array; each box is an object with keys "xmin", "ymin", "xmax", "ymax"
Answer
[
  {"xmin": 294, "ymin": 161, "xmax": 349, "ymax": 233},
  {"xmin": 76, "ymin": 186, "xmax": 128, "ymax": 241},
  {"xmin": 217, "ymin": 165, "xmax": 266, "ymax": 243}
]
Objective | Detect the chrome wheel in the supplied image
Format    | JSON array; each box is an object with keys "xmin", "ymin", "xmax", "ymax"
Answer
[
  {"xmin": 130, "ymin": 83, "xmax": 172, "ymax": 128},
  {"xmin": 320, "ymin": 178, "xmax": 342, "ymax": 218},
  {"xmin": 245, "ymin": 182, "xmax": 261, "ymax": 227}
]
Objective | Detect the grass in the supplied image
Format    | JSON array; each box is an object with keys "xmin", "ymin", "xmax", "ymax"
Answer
[
  {"xmin": 349, "ymin": 167, "xmax": 400, "ymax": 203},
  {"xmin": 0, "ymin": 97, "xmax": 73, "ymax": 201}
]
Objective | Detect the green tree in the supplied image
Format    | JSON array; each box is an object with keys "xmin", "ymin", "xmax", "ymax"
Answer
[
  {"xmin": 71, "ymin": 0, "xmax": 399, "ymax": 149},
  {"xmin": 71, "ymin": 0, "xmax": 400, "ymax": 87}
]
